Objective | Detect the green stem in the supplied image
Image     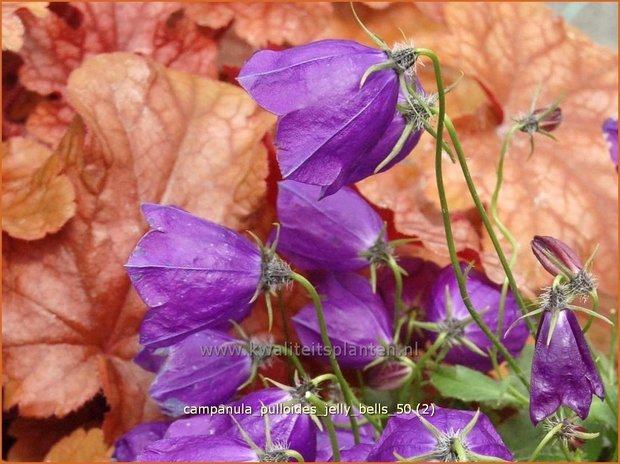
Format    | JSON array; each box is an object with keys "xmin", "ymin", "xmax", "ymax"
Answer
[
  {"xmin": 277, "ymin": 291, "xmax": 294, "ymax": 380},
  {"xmin": 386, "ymin": 254, "xmax": 404, "ymax": 336},
  {"xmin": 417, "ymin": 48, "xmax": 529, "ymax": 390},
  {"xmin": 530, "ymin": 422, "xmax": 562, "ymax": 461},
  {"xmin": 273, "ymin": 344, "xmax": 306, "ymax": 377},
  {"xmin": 306, "ymin": 394, "xmax": 341, "ymax": 462},
  {"xmin": 291, "ymin": 273, "xmax": 383, "ymax": 436}
]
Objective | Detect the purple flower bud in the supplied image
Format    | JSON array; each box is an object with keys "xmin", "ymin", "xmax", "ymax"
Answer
[
  {"xmin": 126, "ymin": 204, "xmax": 288, "ymax": 349},
  {"xmin": 367, "ymin": 407, "xmax": 512, "ymax": 461},
  {"xmin": 293, "ymin": 273, "xmax": 392, "ymax": 369},
  {"xmin": 138, "ymin": 435, "xmax": 259, "ymax": 462},
  {"xmin": 149, "ymin": 330, "xmax": 253, "ymax": 417},
  {"xmin": 603, "ymin": 118, "xmax": 618, "ymax": 169},
  {"xmin": 533, "ymin": 107, "xmax": 562, "ymax": 132},
  {"xmin": 426, "ymin": 265, "xmax": 528, "ymax": 372},
  {"xmin": 531, "ymin": 235, "xmax": 583, "ymax": 276},
  {"xmin": 277, "ymin": 181, "xmax": 384, "ymax": 272},
  {"xmin": 365, "ymin": 359, "xmax": 413, "ymax": 391},
  {"xmin": 239, "ymin": 40, "xmax": 422, "ymax": 195},
  {"xmin": 231, "ymin": 388, "xmax": 318, "ymax": 462},
  {"xmin": 530, "ymin": 309, "xmax": 604, "ymax": 425},
  {"xmin": 113, "ymin": 421, "xmax": 170, "ymax": 462}
]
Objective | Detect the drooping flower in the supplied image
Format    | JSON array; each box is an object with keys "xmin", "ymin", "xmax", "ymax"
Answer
[
  {"xmin": 230, "ymin": 388, "xmax": 318, "ymax": 462},
  {"xmin": 292, "ymin": 272, "xmax": 393, "ymax": 369},
  {"xmin": 276, "ymin": 180, "xmax": 389, "ymax": 272},
  {"xmin": 423, "ymin": 264, "xmax": 528, "ymax": 372},
  {"xmin": 238, "ymin": 39, "xmax": 424, "ymax": 195},
  {"xmin": 602, "ymin": 118, "xmax": 618, "ymax": 169},
  {"xmin": 148, "ymin": 329, "xmax": 273, "ymax": 417},
  {"xmin": 113, "ymin": 421, "xmax": 170, "ymax": 462},
  {"xmin": 126, "ymin": 204, "xmax": 291, "ymax": 348},
  {"xmin": 367, "ymin": 407, "xmax": 512, "ymax": 461},
  {"xmin": 530, "ymin": 309, "xmax": 605, "ymax": 425}
]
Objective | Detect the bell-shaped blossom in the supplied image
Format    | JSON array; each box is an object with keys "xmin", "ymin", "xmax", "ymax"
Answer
[
  {"xmin": 149, "ymin": 330, "xmax": 253, "ymax": 417},
  {"xmin": 367, "ymin": 407, "xmax": 512, "ymax": 461},
  {"xmin": 293, "ymin": 272, "xmax": 392, "ymax": 369},
  {"xmin": 425, "ymin": 265, "xmax": 528, "ymax": 372},
  {"xmin": 530, "ymin": 309, "xmax": 605, "ymax": 425},
  {"xmin": 113, "ymin": 421, "xmax": 170, "ymax": 461},
  {"xmin": 276, "ymin": 180, "xmax": 386, "ymax": 272},
  {"xmin": 230, "ymin": 388, "xmax": 318, "ymax": 462},
  {"xmin": 126, "ymin": 204, "xmax": 290, "ymax": 348},
  {"xmin": 239, "ymin": 39, "xmax": 423, "ymax": 195},
  {"xmin": 602, "ymin": 117, "xmax": 618, "ymax": 169}
]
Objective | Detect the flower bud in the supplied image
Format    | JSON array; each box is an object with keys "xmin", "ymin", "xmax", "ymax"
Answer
[
  {"xmin": 531, "ymin": 235, "xmax": 583, "ymax": 276},
  {"xmin": 533, "ymin": 107, "xmax": 562, "ymax": 132}
]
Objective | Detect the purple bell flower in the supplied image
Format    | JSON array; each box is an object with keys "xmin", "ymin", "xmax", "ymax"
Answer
[
  {"xmin": 230, "ymin": 388, "xmax": 318, "ymax": 462},
  {"xmin": 602, "ymin": 117, "xmax": 618, "ymax": 169},
  {"xmin": 126, "ymin": 204, "xmax": 291, "ymax": 348},
  {"xmin": 292, "ymin": 272, "xmax": 393, "ymax": 369},
  {"xmin": 164, "ymin": 414, "xmax": 232, "ymax": 439},
  {"xmin": 367, "ymin": 407, "xmax": 512, "ymax": 462},
  {"xmin": 113, "ymin": 421, "xmax": 170, "ymax": 461},
  {"xmin": 239, "ymin": 39, "xmax": 423, "ymax": 196},
  {"xmin": 148, "ymin": 330, "xmax": 254, "ymax": 417},
  {"xmin": 530, "ymin": 309, "xmax": 605, "ymax": 425},
  {"xmin": 276, "ymin": 180, "xmax": 386, "ymax": 272},
  {"xmin": 425, "ymin": 265, "xmax": 528, "ymax": 372},
  {"xmin": 316, "ymin": 409, "xmax": 375, "ymax": 461}
]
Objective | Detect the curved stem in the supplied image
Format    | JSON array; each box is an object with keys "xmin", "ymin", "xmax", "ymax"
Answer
[
  {"xmin": 530, "ymin": 423, "xmax": 562, "ymax": 461},
  {"xmin": 306, "ymin": 394, "xmax": 341, "ymax": 462},
  {"xmin": 291, "ymin": 273, "xmax": 383, "ymax": 436},
  {"xmin": 273, "ymin": 344, "xmax": 306, "ymax": 377},
  {"xmin": 417, "ymin": 49, "xmax": 530, "ymax": 390}
]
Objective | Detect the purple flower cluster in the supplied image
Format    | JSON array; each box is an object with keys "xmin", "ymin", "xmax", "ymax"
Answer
[{"xmin": 116, "ymin": 30, "xmax": 608, "ymax": 463}]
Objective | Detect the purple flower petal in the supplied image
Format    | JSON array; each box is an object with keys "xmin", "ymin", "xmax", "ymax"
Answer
[
  {"xmin": 231, "ymin": 388, "xmax": 317, "ymax": 461},
  {"xmin": 530, "ymin": 310, "xmax": 605, "ymax": 424},
  {"xmin": 603, "ymin": 118, "xmax": 618, "ymax": 169},
  {"xmin": 126, "ymin": 204, "xmax": 261, "ymax": 348},
  {"xmin": 275, "ymin": 71, "xmax": 398, "ymax": 189},
  {"xmin": 138, "ymin": 435, "xmax": 258, "ymax": 462},
  {"xmin": 113, "ymin": 421, "xmax": 170, "ymax": 461},
  {"xmin": 164, "ymin": 414, "xmax": 233, "ymax": 438},
  {"xmin": 337, "ymin": 443, "xmax": 374, "ymax": 462},
  {"xmin": 426, "ymin": 264, "xmax": 529, "ymax": 372},
  {"xmin": 316, "ymin": 409, "xmax": 375, "ymax": 461},
  {"xmin": 149, "ymin": 330, "xmax": 252, "ymax": 417},
  {"xmin": 293, "ymin": 273, "xmax": 392, "ymax": 368},
  {"xmin": 368, "ymin": 407, "xmax": 512, "ymax": 461},
  {"xmin": 238, "ymin": 39, "xmax": 387, "ymax": 115},
  {"xmin": 276, "ymin": 181, "xmax": 383, "ymax": 271}
]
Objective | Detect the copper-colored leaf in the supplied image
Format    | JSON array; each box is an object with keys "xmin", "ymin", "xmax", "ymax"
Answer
[
  {"xmin": 3, "ymin": 53, "xmax": 274, "ymax": 442},
  {"xmin": 2, "ymin": 136, "xmax": 76, "ymax": 240},
  {"xmin": 44, "ymin": 428, "xmax": 111, "ymax": 462},
  {"xmin": 186, "ymin": 2, "xmax": 333, "ymax": 47},
  {"xmin": 1, "ymin": 2, "xmax": 47, "ymax": 52},
  {"xmin": 358, "ymin": 3, "xmax": 618, "ymax": 299}
]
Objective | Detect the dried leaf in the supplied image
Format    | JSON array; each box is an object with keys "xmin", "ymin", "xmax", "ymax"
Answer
[
  {"xmin": 358, "ymin": 3, "xmax": 618, "ymax": 298},
  {"xmin": 1, "ymin": 2, "xmax": 47, "ymax": 52},
  {"xmin": 3, "ymin": 53, "xmax": 274, "ymax": 442},
  {"xmin": 44, "ymin": 428, "xmax": 111, "ymax": 462},
  {"xmin": 186, "ymin": 2, "xmax": 333, "ymax": 47},
  {"xmin": 2, "ymin": 136, "xmax": 76, "ymax": 240}
]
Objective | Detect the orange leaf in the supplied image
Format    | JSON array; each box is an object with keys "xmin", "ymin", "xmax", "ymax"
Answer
[
  {"xmin": 44, "ymin": 428, "xmax": 111, "ymax": 462},
  {"xmin": 3, "ymin": 53, "xmax": 274, "ymax": 443},
  {"xmin": 186, "ymin": 2, "xmax": 333, "ymax": 47},
  {"xmin": 1, "ymin": 2, "xmax": 48, "ymax": 52},
  {"xmin": 18, "ymin": 2, "xmax": 218, "ymax": 147},
  {"xmin": 2, "ymin": 136, "xmax": 76, "ymax": 240}
]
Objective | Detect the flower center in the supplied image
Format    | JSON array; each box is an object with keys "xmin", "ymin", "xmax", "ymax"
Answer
[
  {"xmin": 438, "ymin": 318, "xmax": 466, "ymax": 345},
  {"xmin": 435, "ymin": 432, "xmax": 469, "ymax": 462},
  {"xmin": 540, "ymin": 285, "xmax": 569, "ymax": 312},
  {"xmin": 362, "ymin": 233, "xmax": 393, "ymax": 266},
  {"xmin": 260, "ymin": 252, "xmax": 292, "ymax": 293},
  {"xmin": 388, "ymin": 44, "xmax": 417, "ymax": 74}
]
